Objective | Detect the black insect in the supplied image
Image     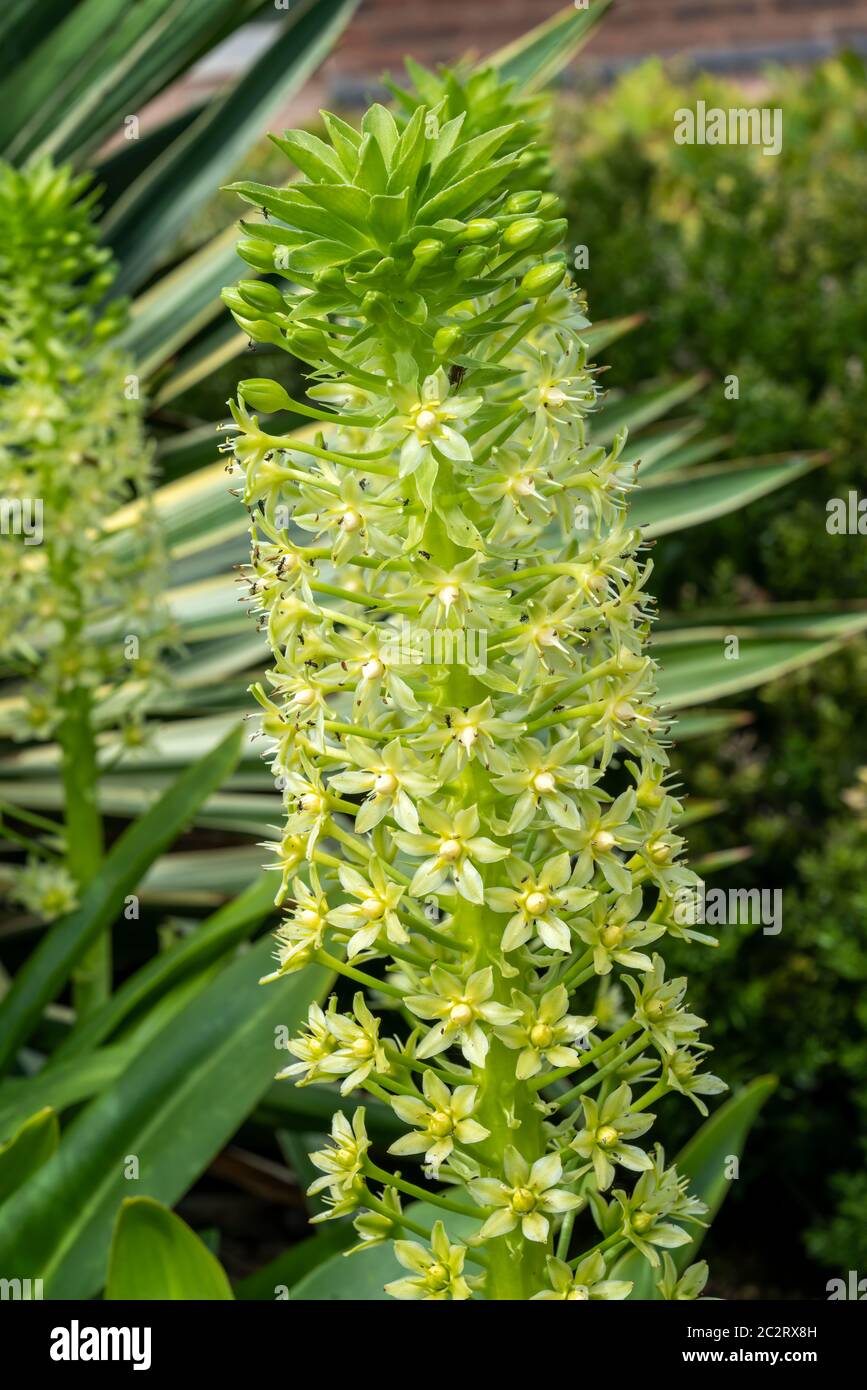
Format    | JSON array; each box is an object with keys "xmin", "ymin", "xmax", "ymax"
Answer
[{"xmin": 449, "ymin": 364, "xmax": 466, "ymax": 387}]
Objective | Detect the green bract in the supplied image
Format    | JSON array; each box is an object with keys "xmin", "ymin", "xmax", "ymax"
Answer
[{"xmin": 225, "ymin": 69, "xmax": 724, "ymax": 1301}]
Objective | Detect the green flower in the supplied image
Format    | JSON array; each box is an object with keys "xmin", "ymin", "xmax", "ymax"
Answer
[
  {"xmin": 388, "ymin": 1070, "xmax": 489, "ymax": 1172},
  {"xmin": 326, "ymin": 861, "xmax": 407, "ymax": 958},
  {"xmin": 486, "ymin": 851, "xmax": 596, "ymax": 953},
  {"xmin": 384, "ymin": 1221, "xmax": 473, "ymax": 1301},
  {"xmin": 394, "ymin": 803, "xmax": 509, "ymax": 905},
  {"xmin": 655, "ymin": 1251, "xmax": 710, "ymax": 1301},
  {"xmin": 226, "ymin": 65, "xmax": 721, "ymax": 1300},
  {"xmin": 260, "ymin": 873, "xmax": 329, "ymax": 980},
  {"xmin": 10, "ymin": 858, "xmax": 78, "ymax": 922},
  {"xmin": 308, "ymin": 1109, "xmax": 370, "ymax": 1206},
  {"xmin": 573, "ymin": 888, "xmax": 664, "ymax": 975},
  {"xmin": 532, "ymin": 1252, "xmax": 632, "ymax": 1301},
  {"xmin": 663, "ymin": 1048, "xmax": 727, "ymax": 1115},
  {"xmin": 328, "ymin": 736, "xmax": 438, "ymax": 833},
  {"xmin": 406, "ymin": 965, "xmax": 520, "ymax": 1066},
  {"xmin": 624, "ymin": 955, "xmax": 706, "ymax": 1056},
  {"xmin": 470, "ymin": 1148, "xmax": 583, "ymax": 1244},
  {"xmin": 495, "ymin": 985, "xmax": 595, "ymax": 1079},
  {"xmin": 570, "ymin": 1082, "xmax": 655, "ymax": 1190}
]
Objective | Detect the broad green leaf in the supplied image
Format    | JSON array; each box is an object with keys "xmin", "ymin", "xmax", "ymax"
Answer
[
  {"xmin": 106, "ymin": 1197, "xmax": 233, "ymax": 1300},
  {"xmin": 654, "ymin": 625, "xmax": 867, "ymax": 709},
  {"xmin": 0, "ymin": 1048, "xmax": 133, "ymax": 1143},
  {"xmin": 0, "ymin": 724, "xmax": 244, "ymax": 1075},
  {"xmin": 52, "ymin": 873, "xmax": 276, "ymax": 1063},
  {"xmin": 141, "ymin": 847, "xmax": 267, "ymax": 904},
  {"xmin": 234, "ymin": 1225, "xmax": 352, "ymax": 1299},
  {"xmin": 671, "ymin": 709, "xmax": 751, "ymax": 742},
  {"xmin": 0, "ymin": 938, "xmax": 330, "ymax": 1298},
  {"xmin": 611, "ymin": 1076, "xmax": 777, "ymax": 1298},
  {"xmin": 257, "ymin": 1082, "xmax": 401, "ymax": 1142},
  {"xmin": 580, "ymin": 313, "xmax": 644, "ymax": 356},
  {"xmin": 117, "ymin": 223, "xmax": 244, "ymax": 374},
  {"xmin": 152, "ymin": 323, "xmax": 249, "ymax": 410},
  {"xmin": 620, "ymin": 419, "xmax": 704, "ymax": 474},
  {"xmin": 289, "ymin": 1201, "xmax": 480, "ymax": 1300},
  {"xmin": 693, "ymin": 845, "xmax": 753, "ymax": 876},
  {"xmin": 636, "ymin": 455, "xmax": 820, "ymax": 538},
  {"xmin": 490, "ymin": 0, "xmax": 613, "ymax": 93},
  {"xmin": 657, "ymin": 604, "xmax": 867, "ymax": 641},
  {"xmin": 0, "ymin": 778, "xmax": 275, "ymax": 837},
  {"xmin": 651, "ymin": 433, "xmax": 733, "ymax": 475},
  {"xmin": 0, "ymin": 1108, "xmax": 59, "ymax": 1205},
  {"xmin": 0, "ymin": 0, "xmax": 168, "ymax": 159}
]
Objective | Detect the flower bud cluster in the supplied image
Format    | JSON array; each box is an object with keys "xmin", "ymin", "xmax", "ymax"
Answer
[{"xmin": 225, "ymin": 65, "xmax": 723, "ymax": 1301}]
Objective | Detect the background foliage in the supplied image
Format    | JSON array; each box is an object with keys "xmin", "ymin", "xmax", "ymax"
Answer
[{"xmin": 558, "ymin": 54, "xmax": 867, "ymax": 1281}]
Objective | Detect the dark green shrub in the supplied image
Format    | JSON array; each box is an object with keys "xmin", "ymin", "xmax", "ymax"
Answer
[{"xmin": 557, "ymin": 56, "xmax": 867, "ymax": 1279}]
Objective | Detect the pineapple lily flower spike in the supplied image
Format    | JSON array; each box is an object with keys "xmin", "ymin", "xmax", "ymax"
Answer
[
  {"xmin": 0, "ymin": 160, "xmax": 167, "ymax": 948},
  {"xmin": 223, "ymin": 69, "xmax": 725, "ymax": 1302}
]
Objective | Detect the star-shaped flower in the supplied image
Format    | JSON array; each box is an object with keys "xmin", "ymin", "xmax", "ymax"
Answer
[
  {"xmin": 486, "ymin": 851, "xmax": 596, "ymax": 953},
  {"xmin": 384, "ymin": 1220, "xmax": 473, "ymax": 1301},
  {"xmin": 394, "ymin": 803, "xmax": 508, "ymax": 905},
  {"xmin": 495, "ymin": 985, "xmax": 595, "ymax": 1079},
  {"xmin": 531, "ymin": 1251, "xmax": 631, "ymax": 1301},
  {"xmin": 469, "ymin": 1148, "xmax": 582, "ymax": 1244},
  {"xmin": 329, "ymin": 736, "xmax": 438, "ymax": 833},
  {"xmin": 405, "ymin": 964, "xmax": 520, "ymax": 1066},
  {"xmin": 388, "ymin": 1070, "xmax": 489, "ymax": 1172},
  {"xmin": 326, "ymin": 860, "xmax": 407, "ymax": 958},
  {"xmin": 570, "ymin": 1082, "xmax": 655, "ymax": 1190}
]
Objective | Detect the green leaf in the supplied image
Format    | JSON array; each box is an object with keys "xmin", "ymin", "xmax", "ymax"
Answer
[
  {"xmin": 654, "ymin": 623, "xmax": 867, "ymax": 709},
  {"xmin": 289, "ymin": 1201, "xmax": 480, "ymax": 1300},
  {"xmin": 0, "ymin": 1047, "xmax": 133, "ymax": 1142},
  {"xmin": 593, "ymin": 374, "xmax": 707, "ymax": 444},
  {"xmin": 106, "ymin": 1197, "xmax": 233, "ymax": 1300},
  {"xmin": 0, "ymin": 0, "xmax": 167, "ymax": 159},
  {"xmin": 490, "ymin": 0, "xmax": 613, "ymax": 94},
  {"xmin": 104, "ymin": 0, "xmax": 359, "ymax": 295},
  {"xmin": 611, "ymin": 1076, "xmax": 778, "ymax": 1299},
  {"xmin": 580, "ymin": 313, "xmax": 644, "ymax": 355},
  {"xmin": 0, "ymin": 1108, "xmax": 59, "ymax": 1205},
  {"xmin": 117, "ymin": 224, "xmax": 243, "ymax": 375},
  {"xmin": 636, "ymin": 454, "xmax": 821, "ymax": 538},
  {"xmin": 52, "ymin": 872, "xmax": 276, "ymax": 1063},
  {"xmin": 234, "ymin": 1226, "xmax": 352, "ymax": 1299},
  {"xmin": 0, "ymin": 938, "xmax": 330, "ymax": 1298},
  {"xmin": 0, "ymin": 724, "xmax": 244, "ymax": 1076}
]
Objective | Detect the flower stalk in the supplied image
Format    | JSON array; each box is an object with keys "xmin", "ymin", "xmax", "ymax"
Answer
[{"xmin": 225, "ymin": 64, "xmax": 724, "ymax": 1300}]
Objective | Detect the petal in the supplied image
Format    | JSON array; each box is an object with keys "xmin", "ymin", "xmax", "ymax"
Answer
[
  {"xmin": 522, "ymin": 1211, "xmax": 550, "ymax": 1244},
  {"xmin": 529, "ymin": 1152, "xmax": 562, "ymax": 1191},
  {"xmin": 478, "ymin": 1208, "xmax": 518, "ymax": 1240}
]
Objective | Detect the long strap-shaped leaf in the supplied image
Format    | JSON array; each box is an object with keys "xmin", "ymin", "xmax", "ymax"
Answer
[
  {"xmin": 489, "ymin": 0, "xmax": 613, "ymax": 91},
  {"xmin": 104, "ymin": 0, "xmax": 360, "ymax": 297},
  {"xmin": 0, "ymin": 725, "xmax": 243, "ymax": 1075},
  {"xmin": 0, "ymin": 939, "xmax": 329, "ymax": 1298}
]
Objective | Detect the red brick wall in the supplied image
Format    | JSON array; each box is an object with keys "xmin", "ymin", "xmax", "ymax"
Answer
[{"xmin": 321, "ymin": 0, "xmax": 867, "ymax": 97}]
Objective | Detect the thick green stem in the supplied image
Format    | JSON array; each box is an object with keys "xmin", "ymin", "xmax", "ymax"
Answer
[{"xmin": 58, "ymin": 685, "xmax": 106, "ymax": 1016}]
